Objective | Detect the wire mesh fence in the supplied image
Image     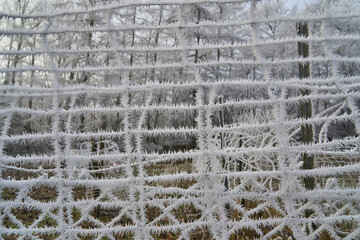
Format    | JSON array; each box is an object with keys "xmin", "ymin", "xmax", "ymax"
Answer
[{"xmin": 0, "ymin": 0, "xmax": 359, "ymax": 239}]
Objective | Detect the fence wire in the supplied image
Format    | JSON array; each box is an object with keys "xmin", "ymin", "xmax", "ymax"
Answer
[{"xmin": 0, "ymin": 0, "xmax": 360, "ymax": 239}]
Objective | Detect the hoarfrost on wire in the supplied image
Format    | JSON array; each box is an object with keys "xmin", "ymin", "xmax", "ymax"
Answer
[{"xmin": 0, "ymin": 0, "xmax": 359, "ymax": 239}]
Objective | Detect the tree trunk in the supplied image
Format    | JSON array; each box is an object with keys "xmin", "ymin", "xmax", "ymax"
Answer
[{"xmin": 297, "ymin": 21, "xmax": 315, "ymax": 231}]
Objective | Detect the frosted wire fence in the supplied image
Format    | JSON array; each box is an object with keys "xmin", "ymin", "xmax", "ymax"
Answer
[{"xmin": 0, "ymin": 0, "xmax": 360, "ymax": 239}]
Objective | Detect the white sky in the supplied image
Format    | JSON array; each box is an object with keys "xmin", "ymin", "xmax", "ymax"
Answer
[
  {"xmin": 285, "ymin": 0, "xmax": 311, "ymax": 9},
  {"xmin": 0, "ymin": 0, "xmax": 315, "ymax": 13}
]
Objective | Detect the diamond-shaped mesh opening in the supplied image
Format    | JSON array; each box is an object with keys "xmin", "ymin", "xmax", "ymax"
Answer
[
  {"xmin": 11, "ymin": 208, "xmax": 42, "ymax": 227},
  {"xmin": 28, "ymin": 186, "xmax": 58, "ymax": 202},
  {"xmin": 90, "ymin": 206, "xmax": 121, "ymax": 224}
]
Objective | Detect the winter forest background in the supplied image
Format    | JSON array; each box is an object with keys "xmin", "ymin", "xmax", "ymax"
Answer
[{"xmin": 0, "ymin": 0, "xmax": 359, "ymax": 239}]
